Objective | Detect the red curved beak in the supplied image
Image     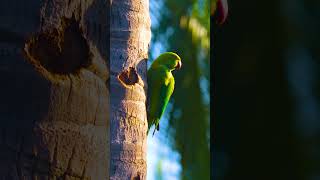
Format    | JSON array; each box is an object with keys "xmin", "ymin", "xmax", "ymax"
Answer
[
  {"xmin": 216, "ymin": 0, "xmax": 228, "ymax": 25},
  {"xmin": 175, "ymin": 61, "xmax": 182, "ymax": 70}
]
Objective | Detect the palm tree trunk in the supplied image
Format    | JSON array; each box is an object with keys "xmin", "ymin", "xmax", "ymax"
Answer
[
  {"xmin": 0, "ymin": 0, "xmax": 109, "ymax": 179},
  {"xmin": 110, "ymin": 0, "xmax": 151, "ymax": 179}
]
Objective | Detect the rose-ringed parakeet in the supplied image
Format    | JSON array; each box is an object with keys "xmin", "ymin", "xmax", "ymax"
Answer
[{"xmin": 147, "ymin": 52, "xmax": 182, "ymax": 135}]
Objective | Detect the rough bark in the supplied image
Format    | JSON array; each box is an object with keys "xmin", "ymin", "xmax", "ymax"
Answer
[
  {"xmin": 0, "ymin": 0, "xmax": 109, "ymax": 179},
  {"xmin": 110, "ymin": 0, "xmax": 151, "ymax": 179}
]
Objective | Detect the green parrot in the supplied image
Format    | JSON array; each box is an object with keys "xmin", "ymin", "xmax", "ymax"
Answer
[{"xmin": 147, "ymin": 52, "xmax": 182, "ymax": 135}]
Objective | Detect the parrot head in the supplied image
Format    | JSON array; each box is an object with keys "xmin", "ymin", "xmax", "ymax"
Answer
[{"xmin": 152, "ymin": 52, "xmax": 182, "ymax": 71}]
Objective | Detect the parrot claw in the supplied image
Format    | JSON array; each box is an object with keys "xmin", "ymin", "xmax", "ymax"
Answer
[
  {"xmin": 152, "ymin": 127, "xmax": 156, "ymax": 136},
  {"xmin": 151, "ymin": 124, "xmax": 159, "ymax": 137}
]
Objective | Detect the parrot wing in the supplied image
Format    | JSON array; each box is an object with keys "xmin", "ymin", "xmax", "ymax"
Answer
[{"xmin": 147, "ymin": 66, "xmax": 175, "ymax": 135}]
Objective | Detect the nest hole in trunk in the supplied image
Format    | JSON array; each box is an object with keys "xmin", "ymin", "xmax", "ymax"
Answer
[{"xmin": 25, "ymin": 16, "xmax": 91, "ymax": 74}]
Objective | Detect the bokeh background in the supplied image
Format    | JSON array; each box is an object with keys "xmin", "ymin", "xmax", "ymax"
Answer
[
  {"xmin": 147, "ymin": 0, "xmax": 210, "ymax": 180},
  {"xmin": 213, "ymin": 0, "xmax": 320, "ymax": 180},
  {"xmin": 147, "ymin": 0, "xmax": 320, "ymax": 180}
]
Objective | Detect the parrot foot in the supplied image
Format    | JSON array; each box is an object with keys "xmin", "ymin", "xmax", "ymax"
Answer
[
  {"xmin": 152, "ymin": 127, "xmax": 156, "ymax": 136},
  {"xmin": 152, "ymin": 124, "xmax": 160, "ymax": 136}
]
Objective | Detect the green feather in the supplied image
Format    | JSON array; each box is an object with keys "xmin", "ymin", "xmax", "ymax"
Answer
[{"xmin": 147, "ymin": 52, "xmax": 182, "ymax": 135}]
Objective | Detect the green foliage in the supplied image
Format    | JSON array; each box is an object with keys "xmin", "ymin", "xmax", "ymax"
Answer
[
  {"xmin": 155, "ymin": 160, "xmax": 163, "ymax": 180},
  {"xmin": 211, "ymin": 0, "xmax": 218, "ymax": 14},
  {"xmin": 150, "ymin": 0, "xmax": 210, "ymax": 179}
]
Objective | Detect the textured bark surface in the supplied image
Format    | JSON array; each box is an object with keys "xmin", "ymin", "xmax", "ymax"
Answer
[
  {"xmin": 110, "ymin": 0, "xmax": 151, "ymax": 179},
  {"xmin": 0, "ymin": 0, "xmax": 109, "ymax": 179}
]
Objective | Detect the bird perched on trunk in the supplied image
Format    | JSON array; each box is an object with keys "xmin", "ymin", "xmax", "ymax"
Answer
[{"xmin": 147, "ymin": 52, "xmax": 182, "ymax": 135}]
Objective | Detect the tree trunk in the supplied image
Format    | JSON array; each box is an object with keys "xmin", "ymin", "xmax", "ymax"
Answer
[
  {"xmin": 110, "ymin": 0, "xmax": 150, "ymax": 179},
  {"xmin": 0, "ymin": 0, "xmax": 109, "ymax": 179}
]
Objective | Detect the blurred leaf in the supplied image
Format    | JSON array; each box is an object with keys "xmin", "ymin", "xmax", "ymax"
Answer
[{"xmin": 155, "ymin": 160, "xmax": 163, "ymax": 180}]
